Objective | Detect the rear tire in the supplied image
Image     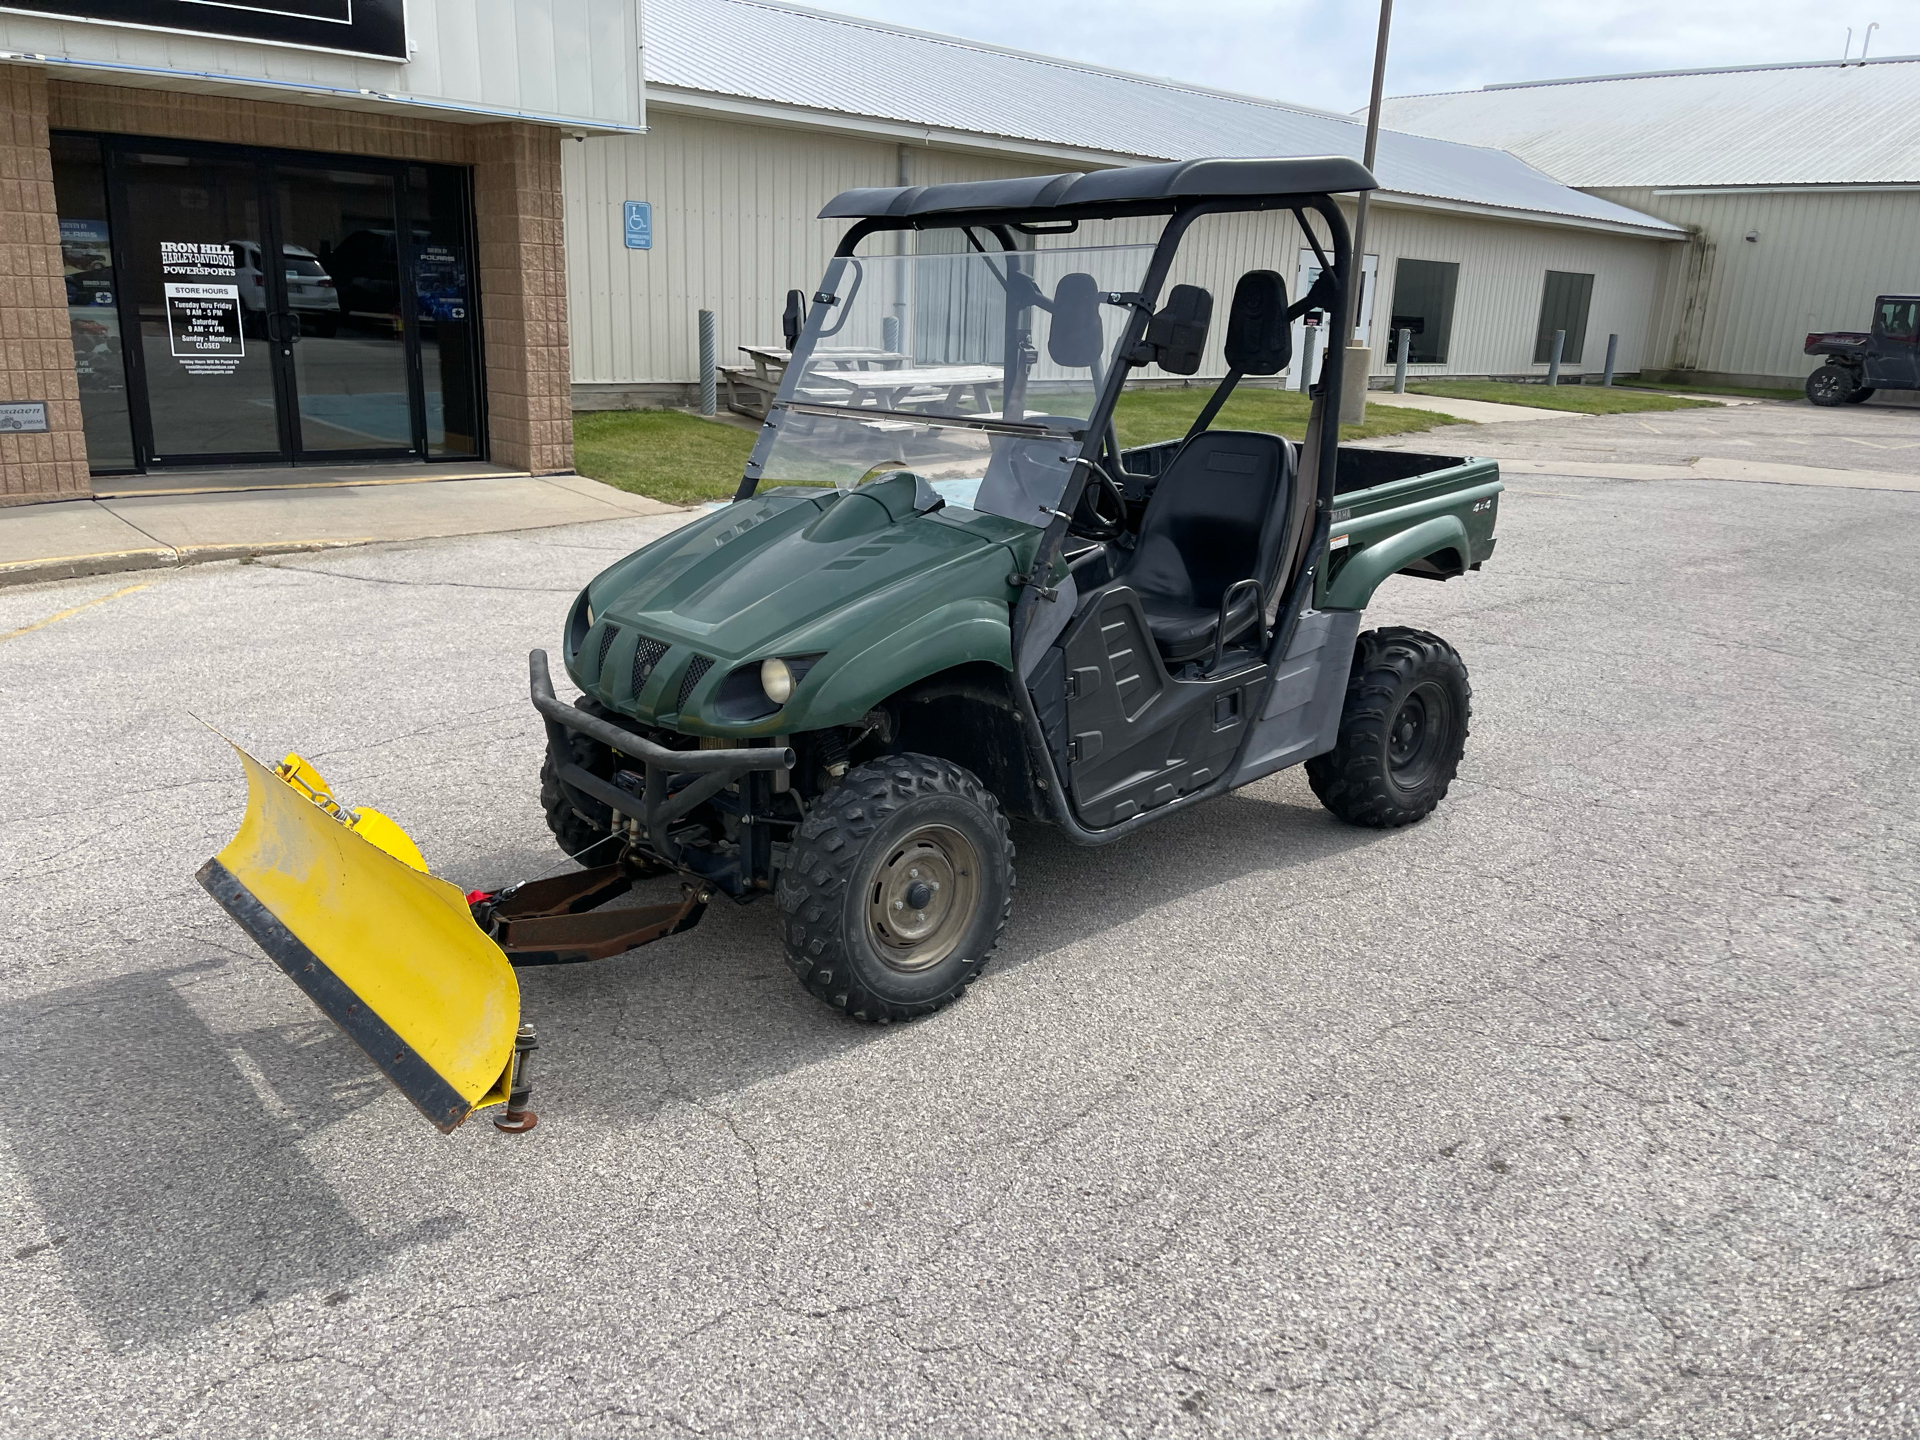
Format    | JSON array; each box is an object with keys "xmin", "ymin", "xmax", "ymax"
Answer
[
  {"xmin": 777, "ymin": 753, "xmax": 1013, "ymax": 1022},
  {"xmin": 1805, "ymin": 364, "xmax": 1861, "ymax": 406},
  {"xmin": 1843, "ymin": 386, "xmax": 1876, "ymax": 404},
  {"xmin": 1307, "ymin": 627, "xmax": 1470, "ymax": 828}
]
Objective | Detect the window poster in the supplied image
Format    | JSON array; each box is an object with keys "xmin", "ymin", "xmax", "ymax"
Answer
[
  {"xmin": 61, "ymin": 218, "xmax": 126, "ymax": 395},
  {"xmin": 162, "ymin": 241, "xmax": 244, "ymax": 375}
]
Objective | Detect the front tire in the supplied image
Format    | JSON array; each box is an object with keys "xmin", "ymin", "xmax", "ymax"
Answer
[
  {"xmin": 538, "ymin": 699, "xmax": 624, "ymax": 860},
  {"xmin": 540, "ymin": 752, "xmax": 612, "ymax": 858},
  {"xmin": 1307, "ymin": 627, "xmax": 1471, "ymax": 828},
  {"xmin": 777, "ymin": 754, "xmax": 1013, "ymax": 1022},
  {"xmin": 1806, "ymin": 364, "xmax": 1861, "ymax": 406}
]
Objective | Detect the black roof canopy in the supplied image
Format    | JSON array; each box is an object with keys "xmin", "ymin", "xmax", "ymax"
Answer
[{"xmin": 819, "ymin": 156, "xmax": 1377, "ymax": 222}]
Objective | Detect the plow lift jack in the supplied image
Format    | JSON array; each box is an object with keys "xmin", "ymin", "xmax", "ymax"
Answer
[{"xmin": 195, "ymin": 653, "xmax": 793, "ymax": 1135}]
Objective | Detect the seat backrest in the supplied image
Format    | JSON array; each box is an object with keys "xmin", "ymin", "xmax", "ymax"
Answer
[{"xmin": 1123, "ymin": 430, "xmax": 1294, "ymax": 612}]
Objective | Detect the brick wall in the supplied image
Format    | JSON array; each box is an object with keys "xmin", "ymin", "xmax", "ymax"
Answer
[
  {"xmin": 0, "ymin": 78, "xmax": 575, "ymax": 496},
  {"xmin": 0, "ymin": 69, "xmax": 89, "ymax": 503},
  {"xmin": 48, "ymin": 83, "xmax": 474, "ymax": 165},
  {"xmin": 471, "ymin": 123, "xmax": 572, "ymax": 475}
]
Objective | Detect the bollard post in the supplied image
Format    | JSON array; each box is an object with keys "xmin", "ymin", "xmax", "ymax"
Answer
[
  {"xmin": 1602, "ymin": 333, "xmax": 1618, "ymax": 387},
  {"xmin": 1298, "ymin": 324, "xmax": 1319, "ymax": 393},
  {"xmin": 1546, "ymin": 328, "xmax": 1565, "ymax": 388},
  {"xmin": 882, "ymin": 315, "xmax": 901, "ymax": 356},
  {"xmin": 1393, "ymin": 328, "xmax": 1410, "ymax": 393},
  {"xmin": 698, "ymin": 308, "xmax": 717, "ymax": 417}
]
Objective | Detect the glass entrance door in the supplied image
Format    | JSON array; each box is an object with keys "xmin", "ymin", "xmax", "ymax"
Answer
[
  {"xmin": 274, "ymin": 166, "xmax": 417, "ymax": 456},
  {"xmin": 74, "ymin": 136, "xmax": 484, "ymax": 476},
  {"xmin": 116, "ymin": 149, "xmax": 288, "ymax": 464}
]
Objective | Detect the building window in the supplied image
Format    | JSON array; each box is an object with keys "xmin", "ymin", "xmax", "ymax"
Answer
[
  {"xmin": 1387, "ymin": 259, "xmax": 1458, "ymax": 365},
  {"xmin": 1534, "ymin": 271, "xmax": 1594, "ymax": 364},
  {"xmin": 50, "ymin": 134, "xmax": 137, "ymax": 471}
]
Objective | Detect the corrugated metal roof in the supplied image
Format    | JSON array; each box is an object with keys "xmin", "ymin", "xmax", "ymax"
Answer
[
  {"xmin": 641, "ymin": 0, "xmax": 1685, "ymax": 237},
  {"xmin": 1379, "ymin": 57, "xmax": 1920, "ymax": 188}
]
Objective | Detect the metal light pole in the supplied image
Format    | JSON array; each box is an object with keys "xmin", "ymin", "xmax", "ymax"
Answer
[{"xmin": 1340, "ymin": 0, "xmax": 1394, "ymax": 423}]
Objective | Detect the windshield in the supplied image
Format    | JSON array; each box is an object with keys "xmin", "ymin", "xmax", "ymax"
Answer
[{"xmin": 757, "ymin": 241, "xmax": 1156, "ymax": 526}]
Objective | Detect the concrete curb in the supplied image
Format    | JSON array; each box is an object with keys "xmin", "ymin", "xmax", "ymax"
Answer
[{"xmin": 0, "ymin": 538, "xmax": 370, "ymax": 590}]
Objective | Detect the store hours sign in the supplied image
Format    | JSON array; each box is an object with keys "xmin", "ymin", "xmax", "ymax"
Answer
[
  {"xmin": 161, "ymin": 242, "xmax": 244, "ymax": 375},
  {"xmin": 2, "ymin": 1, "xmax": 407, "ymax": 59}
]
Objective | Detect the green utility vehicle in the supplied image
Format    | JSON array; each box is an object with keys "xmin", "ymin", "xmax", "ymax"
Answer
[{"xmin": 531, "ymin": 156, "xmax": 1501, "ymax": 1022}]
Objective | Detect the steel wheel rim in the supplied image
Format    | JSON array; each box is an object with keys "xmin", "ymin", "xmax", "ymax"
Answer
[
  {"xmin": 1388, "ymin": 680, "xmax": 1450, "ymax": 791},
  {"xmin": 1810, "ymin": 368, "xmax": 1850, "ymax": 402},
  {"xmin": 865, "ymin": 824, "xmax": 980, "ymax": 972}
]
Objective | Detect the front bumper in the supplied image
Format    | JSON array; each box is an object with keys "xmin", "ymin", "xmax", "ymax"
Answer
[{"xmin": 530, "ymin": 649, "xmax": 792, "ymax": 867}]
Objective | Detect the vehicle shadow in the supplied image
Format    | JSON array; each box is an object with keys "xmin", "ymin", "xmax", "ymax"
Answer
[
  {"xmin": 1, "ymin": 969, "xmax": 461, "ymax": 1349},
  {"xmin": 481, "ymin": 776, "xmax": 1391, "ymax": 1119}
]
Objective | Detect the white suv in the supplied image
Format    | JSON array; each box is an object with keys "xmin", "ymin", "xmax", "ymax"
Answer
[{"xmin": 232, "ymin": 242, "xmax": 342, "ymax": 336}]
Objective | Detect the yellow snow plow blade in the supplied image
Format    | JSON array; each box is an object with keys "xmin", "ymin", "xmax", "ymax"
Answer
[{"xmin": 196, "ymin": 743, "xmax": 518, "ymax": 1133}]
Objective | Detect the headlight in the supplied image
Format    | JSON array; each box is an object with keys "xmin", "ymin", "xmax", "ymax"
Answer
[
  {"xmin": 760, "ymin": 657, "xmax": 795, "ymax": 704},
  {"xmin": 585, "ymin": 601, "xmax": 594, "ymax": 627}
]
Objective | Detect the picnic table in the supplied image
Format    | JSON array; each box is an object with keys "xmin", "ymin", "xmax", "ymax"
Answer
[
  {"xmin": 721, "ymin": 344, "xmax": 914, "ymax": 419},
  {"xmin": 804, "ymin": 364, "xmax": 1003, "ymax": 413}
]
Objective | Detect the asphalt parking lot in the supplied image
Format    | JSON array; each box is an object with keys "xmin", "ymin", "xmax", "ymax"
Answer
[{"xmin": 2, "ymin": 402, "xmax": 1915, "ymax": 1438}]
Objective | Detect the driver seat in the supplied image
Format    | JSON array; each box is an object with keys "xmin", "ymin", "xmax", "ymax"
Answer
[{"xmin": 1117, "ymin": 430, "xmax": 1295, "ymax": 664}]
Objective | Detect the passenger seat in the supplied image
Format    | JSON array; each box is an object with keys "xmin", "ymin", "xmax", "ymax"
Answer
[{"xmin": 1115, "ymin": 430, "xmax": 1295, "ymax": 663}]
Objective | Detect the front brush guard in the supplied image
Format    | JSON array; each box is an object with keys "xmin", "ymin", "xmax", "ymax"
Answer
[{"xmin": 528, "ymin": 649, "xmax": 793, "ymax": 866}]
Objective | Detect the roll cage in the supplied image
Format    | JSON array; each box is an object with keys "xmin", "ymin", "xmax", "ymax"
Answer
[
  {"xmin": 741, "ymin": 156, "xmax": 1373, "ymax": 653},
  {"xmin": 732, "ymin": 156, "xmax": 1376, "ymax": 843}
]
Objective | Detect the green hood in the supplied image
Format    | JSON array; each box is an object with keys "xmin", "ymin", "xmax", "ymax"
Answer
[{"xmin": 566, "ymin": 477, "xmax": 1039, "ymax": 735}]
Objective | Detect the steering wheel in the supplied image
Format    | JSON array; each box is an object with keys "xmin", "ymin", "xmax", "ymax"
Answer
[{"xmin": 1072, "ymin": 467, "xmax": 1130, "ymax": 541}]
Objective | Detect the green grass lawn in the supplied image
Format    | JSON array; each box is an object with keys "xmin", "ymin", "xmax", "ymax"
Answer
[
  {"xmin": 573, "ymin": 391, "xmax": 1465, "ymax": 505},
  {"xmin": 1615, "ymin": 377, "xmax": 1804, "ymax": 401},
  {"xmin": 572, "ymin": 409, "xmax": 758, "ymax": 505},
  {"xmin": 1405, "ymin": 379, "xmax": 1718, "ymax": 414}
]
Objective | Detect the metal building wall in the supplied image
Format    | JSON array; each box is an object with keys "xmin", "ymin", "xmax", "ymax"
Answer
[
  {"xmin": 1157, "ymin": 205, "xmax": 1671, "ymax": 381},
  {"xmin": 565, "ymin": 109, "xmax": 1059, "ymax": 389},
  {"xmin": 1353, "ymin": 207, "xmax": 1670, "ymax": 379},
  {"xmin": 1592, "ymin": 185, "xmax": 1920, "ymax": 385},
  {"xmin": 565, "ymin": 108, "xmax": 1674, "ymax": 389}
]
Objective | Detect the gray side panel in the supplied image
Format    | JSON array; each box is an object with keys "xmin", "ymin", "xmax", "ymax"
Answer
[{"xmin": 1229, "ymin": 609, "xmax": 1362, "ymax": 786}]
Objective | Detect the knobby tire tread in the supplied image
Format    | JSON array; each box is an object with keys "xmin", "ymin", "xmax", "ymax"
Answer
[
  {"xmin": 776, "ymin": 753, "xmax": 1013, "ymax": 1024},
  {"xmin": 1306, "ymin": 626, "xmax": 1471, "ymax": 829}
]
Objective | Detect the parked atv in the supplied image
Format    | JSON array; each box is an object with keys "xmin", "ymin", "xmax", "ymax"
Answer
[
  {"xmin": 202, "ymin": 156, "xmax": 1503, "ymax": 1131},
  {"xmin": 1804, "ymin": 295, "xmax": 1920, "ymax": 405}
]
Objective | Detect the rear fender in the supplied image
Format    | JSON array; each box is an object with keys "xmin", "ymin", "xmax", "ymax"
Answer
[{"xmin": 1322, "ymin": 514, "xmax": 1472, "ymax": 611}]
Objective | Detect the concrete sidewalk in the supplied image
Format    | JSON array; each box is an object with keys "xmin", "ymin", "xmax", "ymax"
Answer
[
  {"xmin": 1366, "ymin": 391, "xmax": 1589, "ymax": 424},
  {"xmin": 0, "ymin": 471, "xmax": 683, "ymax": 587},
  {"xmin": 1365, "ymin": 389, "xmax": 1755, "ymax": 424}
]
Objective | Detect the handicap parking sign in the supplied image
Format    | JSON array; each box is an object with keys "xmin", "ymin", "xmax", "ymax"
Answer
[{"xmin": 623, "ymin": 200, "xmax": 652, "ymax": 250}]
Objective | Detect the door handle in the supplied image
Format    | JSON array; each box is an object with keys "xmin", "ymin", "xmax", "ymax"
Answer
[{"xmin": 264, "ymin": 310, "xmax": 286, "ymax": 344}]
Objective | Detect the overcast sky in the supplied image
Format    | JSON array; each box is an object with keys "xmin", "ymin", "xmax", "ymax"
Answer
[{"xmin": 809, "ymin": 1, "xmax": 1914, "ymax": 113}]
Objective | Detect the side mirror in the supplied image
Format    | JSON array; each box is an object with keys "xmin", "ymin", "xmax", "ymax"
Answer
[
  {"xmin": 1047, "ymin": 272, "xmax": 1105, "ymax": 369},
  {"xmin": 1223, "ymin": 270, "xmax": 1290, "ymax": 375},
  {"xmin": 782, "ymin": 288, "xmax": 804, "ymax": 351},
  {"xmin": 1142, "ymin": 284, "xmax": 1213, "ymax": 375}
]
